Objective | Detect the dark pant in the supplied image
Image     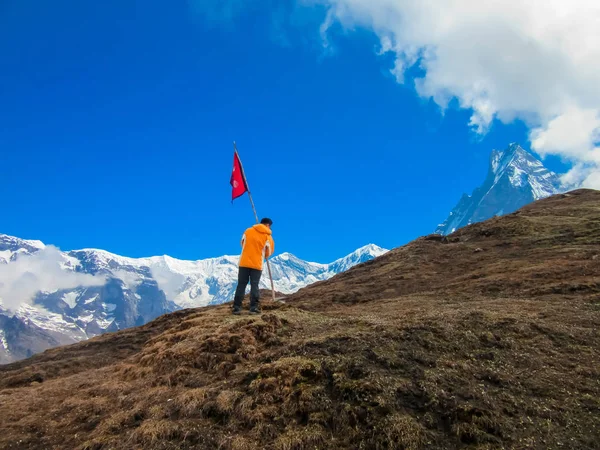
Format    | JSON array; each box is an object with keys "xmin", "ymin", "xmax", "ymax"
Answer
[{"xmin": 233, "ymin": 267, "xmax": 262, "ymax": 309}]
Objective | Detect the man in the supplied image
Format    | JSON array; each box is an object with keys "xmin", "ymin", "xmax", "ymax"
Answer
[{"xmin": 232, "ymin": 217, "xmax": 275, "ymax": 315}]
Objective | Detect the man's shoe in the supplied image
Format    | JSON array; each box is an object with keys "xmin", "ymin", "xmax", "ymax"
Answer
[
  {"xmin": 249, "ymin": 307, "xmax": 261, "ymax": 315},
  {"xmin": 232, "ymin": 307, "xmax": 242, "ymax": 315}
]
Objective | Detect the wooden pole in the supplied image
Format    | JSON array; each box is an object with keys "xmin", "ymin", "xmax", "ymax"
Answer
[{"xmin": 234, "ymin": 142, "xmax": 277, "ymax": 303}]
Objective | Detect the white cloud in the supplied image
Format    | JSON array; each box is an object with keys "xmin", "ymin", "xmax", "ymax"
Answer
[
  {"xmin": 112, "ymin": 269, "xmax": 142, "ymax": 292},
  {"xmin": 530, "ymin": 107, "xmax": 600, "ymax": 187},
  {"xmin": 149, "ymin": 265, "xmax": 187, "ymax": 301},
  {"xmin": 307, "ymin": 0, "xmax": 600, "ymax": 186},
  {"xmin": 319, "ymin": 8, "xmax": 336, "ymax": 50},
  {"xmin": 0, "ymin": 246, "xmax": 106, "ymax": 313},
  {"xmin": 581, "ymin": 170, "xmax": 600, "ymax": 189},
  {"xmin": 188, "ymin": 0, "xmax": 600, "ymax": 187},
  {"xmin": 560, "ymin": 162, "xmax": 600, "ymax": 189},
  {"xmin": 530, "ymin": 108, "xmax": 600, "ymax": 160}
]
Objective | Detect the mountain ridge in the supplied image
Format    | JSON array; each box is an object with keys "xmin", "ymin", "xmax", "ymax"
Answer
[{"xmin": 436, "ymin": 143, "xmax": 564, "ymax": 235}]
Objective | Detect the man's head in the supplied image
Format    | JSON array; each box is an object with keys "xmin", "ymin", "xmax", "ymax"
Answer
[{"xmin": 260, "ymin": 218, "xmax": 273, "ymax": 229}]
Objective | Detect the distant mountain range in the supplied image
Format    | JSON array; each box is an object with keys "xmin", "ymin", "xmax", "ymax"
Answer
[
  {"xmin": 0, "ymin": 234, "xmax": 387, "ymax": 363},
  {"xmin": 436, "ymin": 144, "xmax": 564, "ymax": 235}
]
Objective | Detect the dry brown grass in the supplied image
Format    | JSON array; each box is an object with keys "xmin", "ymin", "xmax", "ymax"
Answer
[{"xmin": 1, "ymin": 189, "xmax": 599, "ymax": 449}]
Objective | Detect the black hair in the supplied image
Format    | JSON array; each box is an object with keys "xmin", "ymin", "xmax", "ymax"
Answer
[{"xmin": 260, "ymin": 218, "xmax": 273, "ymax": 226}]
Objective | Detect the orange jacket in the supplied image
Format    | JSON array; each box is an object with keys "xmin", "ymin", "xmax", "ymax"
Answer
[{"xmin": 239, "ymin": 224, "xmax": 275, "ymax": 270}]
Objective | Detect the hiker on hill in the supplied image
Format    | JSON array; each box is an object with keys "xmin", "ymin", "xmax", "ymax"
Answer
[{"xmin": 232, "ymin": 218, "xmax": 275, "ymax": 315}]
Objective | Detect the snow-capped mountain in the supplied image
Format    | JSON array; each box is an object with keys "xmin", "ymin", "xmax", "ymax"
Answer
[
  {"xmin": 0, "ymin": 234, "xmax": 46, "ymax": 262},
  {"xmin": 0, "ymin": 234, "xmax": 387, "ymax": 363},
  {"xmin": 436, "ymin": 144, "xmax": 563, "ymax": 235},
  {"xmin": 269, "ymin": 244, "xmax": 387, "ymax": 294}
]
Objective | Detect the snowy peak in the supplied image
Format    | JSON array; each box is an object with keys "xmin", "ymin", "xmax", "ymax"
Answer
[
  {"xmin": 351, "ymin": 243, "xmax": 387, "ymax": 257},
  {"xmin": 271, "ymin": 245, "xmax": 386, "ymax": 272},
  {"xmin": 260, "ymin": 245, "xmax": 388, "ymax": 300},
  {"xmin": 436, "ymin": 144, "xmax": 564, "ymax": 235},
  {"xmin": 490, "ymin": 143, "xmax": 535, "ymax": 176},
  {"xmin": 0, "ymin": 234, "xmax": 46, "ymax": 264},
  {"xmin": 328, "ymin": 244, "xmax": 388, "ymax": 273},
  {"xmin": 0, "ymin": 234, "xmax": 46, "ymax": 251},
  {"xmin": 488, "ymin": 144, "xmax": 559, "ymax": 199}
]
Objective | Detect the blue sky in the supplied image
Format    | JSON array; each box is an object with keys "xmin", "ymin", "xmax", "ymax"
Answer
[{"xmin": 0, "ymin": 0, "xmax": 576, "ymax": 262}]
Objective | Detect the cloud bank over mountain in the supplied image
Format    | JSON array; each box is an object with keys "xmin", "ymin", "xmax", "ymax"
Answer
[{"xmin": 0, "ymin": 246, "xmax": 106, "ymax": 312}]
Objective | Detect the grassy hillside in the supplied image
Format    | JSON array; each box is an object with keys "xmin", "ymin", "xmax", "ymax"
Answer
[{"xmin": 1, "ymin": 190, "xmax": 599, "ymax": 449}]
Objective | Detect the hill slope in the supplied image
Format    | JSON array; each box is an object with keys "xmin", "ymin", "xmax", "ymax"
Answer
[{"xmin": 1, "ymin": 190, "xmax": 599, "ymax": 449}]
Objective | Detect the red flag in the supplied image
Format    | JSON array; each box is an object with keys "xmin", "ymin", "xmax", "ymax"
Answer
[{"xmin": 230, "ymin": 151, "xmax": 248, "ymax": 202}]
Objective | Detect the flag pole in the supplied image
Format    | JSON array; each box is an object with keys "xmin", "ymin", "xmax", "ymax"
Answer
[{"xmin": 234, "ymin": 142, "xmax": 277, "ymax": 304}]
